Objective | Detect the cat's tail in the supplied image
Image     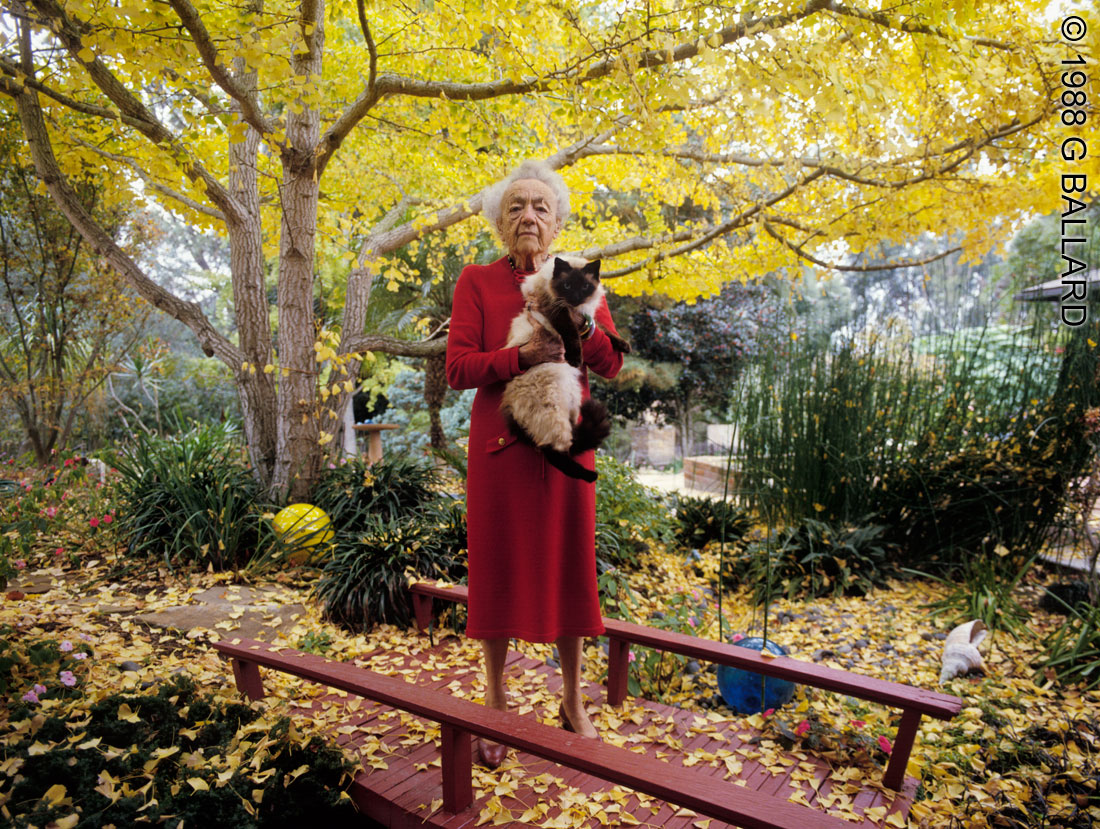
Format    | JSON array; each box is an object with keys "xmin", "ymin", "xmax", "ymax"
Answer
[
  {"xmin": 571, "ymin": 398, "xmax": 611, "ymax": 454},
  {"xmin": 542, "ymin": 450, "xmax": 598, "ymax": 483}
]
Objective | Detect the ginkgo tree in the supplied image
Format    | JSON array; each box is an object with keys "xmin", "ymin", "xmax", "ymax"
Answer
[{"xmin": 0, "ymin": 0, "xmax": 1081, "ymax": 499}]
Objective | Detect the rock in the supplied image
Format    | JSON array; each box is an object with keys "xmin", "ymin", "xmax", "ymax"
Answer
[
  {"xmin": 852, "ymin": 638, "xmax": 869, "ymax": 649},
  {"xmin": 686, "ymin": 660, "xmax": 701, "ymax": 675},
  {"xmin": 837, "ymin": 644, "xmax": 853, "ymax": 655},
  {"xmin": 546, "ymin": 658, "xmax": 559, "ymax": 669},
  {"xmin": 119, "ymin": 661, "xmax": 142, "ymax": 673}
]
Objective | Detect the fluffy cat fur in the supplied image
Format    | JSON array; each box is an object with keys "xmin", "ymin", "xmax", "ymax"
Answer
[{"xmin": 501, "ymin": 256, "xmax": 629, "ymax": 482}]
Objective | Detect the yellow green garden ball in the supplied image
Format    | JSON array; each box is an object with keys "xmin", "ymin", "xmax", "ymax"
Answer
[{"xmin": 272, "ymin": 503, "xmax": 334, "ymax": 547}]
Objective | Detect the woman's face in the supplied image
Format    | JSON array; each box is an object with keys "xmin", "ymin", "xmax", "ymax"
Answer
[{"xmin": 497, "ymin": 178, "xmax": 561, "ymax": 261}]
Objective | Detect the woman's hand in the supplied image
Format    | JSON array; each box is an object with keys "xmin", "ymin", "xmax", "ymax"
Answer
[{"xmin": 518, "ymin": 325, "xmax": 565, "ymax": 369}]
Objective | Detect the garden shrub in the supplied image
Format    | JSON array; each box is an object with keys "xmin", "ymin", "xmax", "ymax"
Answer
[
  {"xmin": 1, "ymin": 674, "xmax": 358, "ymax": 828},
  {"xmin": 595, "ymin": 567, "xmax": 709, "ymax": 701},
  {"xmin": 314, "ymin": 509, "xmax": 467, "ymax": 632},
  {"xmin": 672, "ymin": 493, "xmax": 752, "ymax": 550},
  {"xmin": 112, "ymin": 421, "xmax": 265, "ymax": 571},
  {"xmin": 311, "ymin": 455, "xmax": 440, "ymax": 530},
  {"xmin": 746, "ymin": 518, "xmax": 898, "ymax": 604},
  {"xmin": 311, "ymin": 458, "xmax": 468, "ymax": 631},
  {"xmin": 594, "ymin": 454, "xmax": 675, "ymax": 569}
]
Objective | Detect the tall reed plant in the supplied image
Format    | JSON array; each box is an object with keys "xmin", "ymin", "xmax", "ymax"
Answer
[{"xmin": 731, "ymin": 317, "xmax": 1080, "ymax": 569}]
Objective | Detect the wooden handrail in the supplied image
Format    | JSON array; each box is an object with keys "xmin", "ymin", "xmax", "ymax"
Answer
[
  {"xmin": 408, "ymin": 580, "xmax": 962, "ymax": 790},
  {"xmin": 212, "ymin": 637, "xmax": 854, "ymax": 828}
]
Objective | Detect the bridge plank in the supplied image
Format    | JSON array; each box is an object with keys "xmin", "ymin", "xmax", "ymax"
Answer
[{"xmin": 213, "ymin": 637, "xmax": 858, "ymax": 828}]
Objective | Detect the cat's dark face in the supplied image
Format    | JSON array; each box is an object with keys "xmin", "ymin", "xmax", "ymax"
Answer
[{"xmin": 551, "ymin": 258, "xmax": 601, "ymax": 307}]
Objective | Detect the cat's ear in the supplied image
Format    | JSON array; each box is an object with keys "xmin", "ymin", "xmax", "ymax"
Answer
[
  {"xmin": 584, "ymin": 259, "xmax": 601, "ymax": 280},
  {"xmin": 553, "ymin": 257, "xmax": 571, "ymax": 276}
]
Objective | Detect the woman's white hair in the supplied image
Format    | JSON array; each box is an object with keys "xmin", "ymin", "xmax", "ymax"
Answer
[{"xmin": 481, "ymin": 160, "xmax": 571, "ymax": 231}]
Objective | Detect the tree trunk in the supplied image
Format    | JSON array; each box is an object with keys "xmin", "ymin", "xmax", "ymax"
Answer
[
  {"xmin": 425, "ymin": 352, "xmax": 447, "ymax": 450},
  {"xmin": 270, "ymin": 4, "xmax": 325, "ymax": 502},
  {"xmin": 227, "ymin": 49, "xmax": 278, "ymax": 488}
]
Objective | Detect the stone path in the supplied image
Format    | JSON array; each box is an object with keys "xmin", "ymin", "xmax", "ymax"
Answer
[
  {"xmin": 133, "ymin": 585, "xmax": 307, "ymax": 641},
  {"xmin": 5, "ymin": 571, "xmax": 307, "ymax": 641}
]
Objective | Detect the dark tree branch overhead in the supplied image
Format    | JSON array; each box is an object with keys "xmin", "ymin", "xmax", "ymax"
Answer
[
  {"xmin": 762, "ymin": 221, "xmax": 963, "ymax": 272},
  {"xmin": 824, "ymin": 0, "xmax": 1016, "ymax": 50},
  {"xmin": 317, "ymin": 0, "xmax": 829, "ymax": 180}
]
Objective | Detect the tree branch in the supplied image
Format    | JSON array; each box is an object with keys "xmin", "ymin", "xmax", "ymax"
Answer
[
  {"xmin": 20, "ymin": 0, "xmax": 243, "ymax": 224},
  {"xmin": 0, "ymin": 55, "xmax": 151, "ymax": 130},
  {"xmin": 318, "ymin": 0, "xmax": 828, "ymax": 178},
  {"xmin": 824, "ymin": 0, "xmax": 1015, "ymax": 50},
  {"xmin": 762, "ymin": 220, "xmax": 962, "ymax": 271},
  {"xmin": 599, "ymin": 168, "xmax": 828, "ymax": 279},
  {"xmin": 11, "ymin": 39, "xmax": 240, "ymax": 370},
  {"xmin": 70, "ymin": 137, "xmax": 226, "ymax": 221},
  {"xmin": 356, "ymin": 0, "xmax": 377, "ymax": 93},
  {"xmin": 166, "ymin": 0, "xmax": 275, "ymax": 135},
  {"xmin": 341, "ymin": 333, "xmax": 447, "ymax": 359}
]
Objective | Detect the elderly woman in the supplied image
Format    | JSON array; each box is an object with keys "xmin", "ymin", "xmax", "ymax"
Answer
[{"xmin": 445, "ymin": 160, "xmax": 625, "ymax": 768}]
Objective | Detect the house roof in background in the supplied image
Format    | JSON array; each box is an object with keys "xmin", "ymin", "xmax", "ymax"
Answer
[{"xmin": 1014, "ymin": 270, "xmax": 1100, "ymax": 302}]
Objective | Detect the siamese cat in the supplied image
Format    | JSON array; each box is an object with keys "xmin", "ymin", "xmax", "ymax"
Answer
[{"xmin": 501, "ymin": 256, "xmax": 630, "ymax": 482}]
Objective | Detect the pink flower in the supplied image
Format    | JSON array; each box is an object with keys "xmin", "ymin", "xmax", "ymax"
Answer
[
  {"xmin": 762, "ymin": 708, "xmax": 775, "ymax": 718},
  {"xmin": 73, "ymin": 652, "xmax": 87, "ymax": 660},
  {"xmin": 89, "ymin": 517, "xmax": 99, "ymax": 528},
  {"xmin": 101, "ymin": 514, "xmax": 112, "ymax": 524},
  {"xmin": 60, "ymin": 641, "xmax": 73, "ymax": 652},
  {"xmin": 79, "ymin": 633, "xmax": 92, "ymax": 642},
  {"xmin": 54, "ymin": 548, "xmax": 63, "ymax": 557},
  {"xmin": 628, "ymin": 650, "xmax": 636, "ymax": 663},
  {"xmin": 34, "ymin": 684, "xmax": 46, "ymax": 695},
  {"xmin": 795, "ymin": 720, "xmax": 811, "ymax": 736},
  {"xmin": 43, "ymin": 506, "xmax": 57, "ymax": 518},
  {"xmin": 850, "ymin": 720, "xmax": 866, "ymax": 729},
  {"xmin": 59, "ymin": 670, "xmax": 76, "ymax": 687},
  {"xmin": 13, "ymin": 559, "xmax": 25, "ymax": 570},
  {"xmin": 731, "ymin": 633, "xmax": 745, "ymax": 643},
  {"xmin": 878, "ymin": 736, "xmax": 892, "ymax": 754},
  {"xmin": 22, "ymin": 690, "xmax": 39, "ymax": 703}
]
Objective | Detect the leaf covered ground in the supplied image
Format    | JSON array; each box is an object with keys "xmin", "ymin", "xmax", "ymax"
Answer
[{"xmin": 3, "ymin": 542, "xmax": 1098, "ymax": 828}]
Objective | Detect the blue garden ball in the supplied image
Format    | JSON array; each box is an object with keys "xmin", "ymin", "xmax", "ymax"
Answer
[{"xmin": 716, "ymin": 637, "xmax": 797, "ymax": 714}]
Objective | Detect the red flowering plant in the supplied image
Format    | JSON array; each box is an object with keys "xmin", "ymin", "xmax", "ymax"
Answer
[{"xmin": 0, "ymin": 452, "xmax": 118, "ymax": 571}]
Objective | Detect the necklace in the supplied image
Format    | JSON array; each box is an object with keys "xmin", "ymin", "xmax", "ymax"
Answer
[{"xmin": 508, "ymin": 255, "xmax": 538, "ymax": 287}]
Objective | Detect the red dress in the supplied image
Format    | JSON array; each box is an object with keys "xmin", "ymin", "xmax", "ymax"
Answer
[{"xmin": 446, "ymin": 256, "xmax": 624, "ymax": 642}]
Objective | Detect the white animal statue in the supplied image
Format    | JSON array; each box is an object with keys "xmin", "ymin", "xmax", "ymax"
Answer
[{"xmin": 939, "ymin": 619, "xmax": 987, "ymax": 684}]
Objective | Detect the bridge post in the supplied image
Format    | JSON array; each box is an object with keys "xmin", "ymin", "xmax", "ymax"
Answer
[
  {"xmin": 606, "ymin": 636, "xmax": 630, "ymax": 706},
  {"xmin": 883, "ymin": 708, "xmax": 922, "ymax": 790},
  {"xmin": 231, "ymin": 659, "xmax": 265, "ymax": 701},
  {"xmin": 412, "ymin": 592, "xmax": 433, "ymax": 632},
  {"xmin": 440, "ymin": 723, "xmax": 473, "ymax": 812}
]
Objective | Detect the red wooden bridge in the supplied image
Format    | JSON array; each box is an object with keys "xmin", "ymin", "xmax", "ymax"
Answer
[{"xmin": 212, "ymin": 581, "xmax": 961, "ymax": 828}]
